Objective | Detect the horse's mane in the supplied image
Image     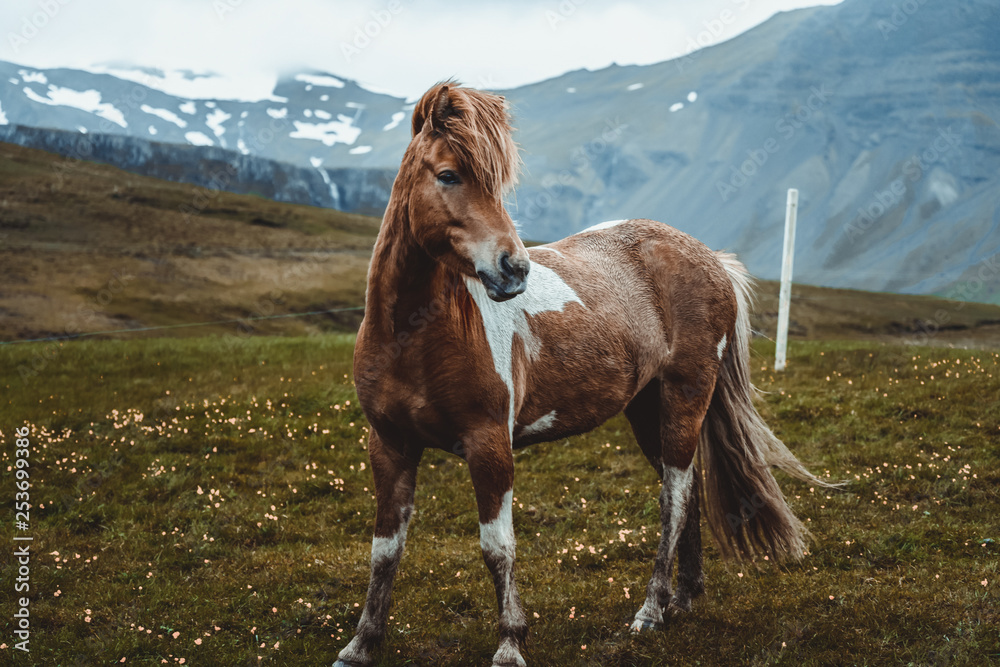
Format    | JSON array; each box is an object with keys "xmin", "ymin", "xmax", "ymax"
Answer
[{"xmin": 411, "ymin": 81, "xmax": 521, "ymax": 200}]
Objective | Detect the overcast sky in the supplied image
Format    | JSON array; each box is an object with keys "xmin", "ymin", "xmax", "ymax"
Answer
[{"xmin": 2, "ymin": 0, "xmax": 842, "ymax": 99}]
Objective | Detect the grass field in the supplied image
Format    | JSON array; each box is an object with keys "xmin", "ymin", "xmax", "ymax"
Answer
[{"xmin": 2, "ymin": 334, "xmax": 998, "ymax": 666}]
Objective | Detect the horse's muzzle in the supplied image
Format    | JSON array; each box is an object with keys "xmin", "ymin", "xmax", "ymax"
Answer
[{"xmin": 478, "ymin": 252, "xmax": 529, "ymax": 302}]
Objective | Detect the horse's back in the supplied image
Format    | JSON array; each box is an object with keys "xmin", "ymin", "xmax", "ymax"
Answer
[{"xmin": 532, "ymin": 218, "xmax": 737, "ymax": 343}]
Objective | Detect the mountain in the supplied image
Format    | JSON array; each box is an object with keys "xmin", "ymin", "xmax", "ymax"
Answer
[
  {"xmin": 0, "ymin": 124, "xmax": 395, "ymax": 216},
  {"xmin": 1, "ymin": 0, "xmax": 998, "ymax": 304}
]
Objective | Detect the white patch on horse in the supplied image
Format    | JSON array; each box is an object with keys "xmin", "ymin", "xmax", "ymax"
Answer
[
  {"xmin": 520, "ymin": 410, "xmax": 557, "ymax": 437},
  {"xmin": 480, "ymin": 489, "xmax": 514, "ymax": 558},
  {"xmin": 465, "ymin": 263, "xmax": 584, "ymax": 439},
  {"xmin": 717, "ymin": 333, "xmax": 727, "ymax": 360},
  {"xmin": 370, "ymin": 507, "xmax": 412, "ymax": 564},
  {"xmin": 579, "ymin": 218, "xmax": 629, "ymax": 233},
  {"xmin": 664, "ymin": 466, "xmax": 694, "ymax": 542}
]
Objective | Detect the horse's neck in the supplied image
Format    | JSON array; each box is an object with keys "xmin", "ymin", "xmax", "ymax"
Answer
[{"xmin": 364, "ymin": 197, "xmax": 441, "ymax": 338}]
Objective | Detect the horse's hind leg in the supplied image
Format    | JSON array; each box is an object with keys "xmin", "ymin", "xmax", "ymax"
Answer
[
  {"xmin": 625, "ymin": 376, "xmax": 713, "ymax": 631},
  {"xmin": 670, "ymin": 471, "xmax": 704, "ymax": 612},
  {"xmin": 335, "ymin": 431, "xmax": 421, "ymax": 667}
]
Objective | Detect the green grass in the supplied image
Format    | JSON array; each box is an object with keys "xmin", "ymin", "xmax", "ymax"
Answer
[{"xmin": 1, "ymin": 336, "xmax": 998, "ymax": 665}]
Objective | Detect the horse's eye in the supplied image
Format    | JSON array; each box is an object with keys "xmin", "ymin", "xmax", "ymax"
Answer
[{"xmin": 437, "ymin": 170, "xmax": 460, "ymax": 185}]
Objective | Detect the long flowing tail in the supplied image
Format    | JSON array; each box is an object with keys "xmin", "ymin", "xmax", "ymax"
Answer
[{"xmin": 697, "ymin": 252, "xmax": 839, "ymax": 561}]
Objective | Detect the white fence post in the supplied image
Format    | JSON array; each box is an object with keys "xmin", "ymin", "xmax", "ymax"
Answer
[{"xmin": 775, "ymin": 188, "xmax": 798, "ymax": 372}]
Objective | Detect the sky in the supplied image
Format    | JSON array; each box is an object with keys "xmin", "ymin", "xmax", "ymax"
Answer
[{"xmin": 1, "ymin": 0, "xmax": 843, "ymax": 100}]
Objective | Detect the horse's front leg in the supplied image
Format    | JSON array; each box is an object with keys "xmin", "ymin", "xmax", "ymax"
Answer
[
  {"xmin": 335, "ymin": 431, "xmax": 421, "ymax": 667},
  {"xmin": 467, "ymin": 430, "xmax": 528, "ymax": 667}
]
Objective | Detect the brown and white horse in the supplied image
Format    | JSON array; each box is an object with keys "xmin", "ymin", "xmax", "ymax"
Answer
[{"xmin": 335, "ymin": 82, "xmax": 832, "ymax": 667}]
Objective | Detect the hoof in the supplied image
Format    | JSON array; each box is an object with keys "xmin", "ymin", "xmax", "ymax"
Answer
[
  {"xmin": 668, "ymin": 595, "xmax": 693, "ymax": 613},
  {"xmin": 629, "ymin": 618, "xmax": 662, "ymax": 633},
  {"xmin": 492, "ymin": 637, "xmax": 527, "ymax": 667}
]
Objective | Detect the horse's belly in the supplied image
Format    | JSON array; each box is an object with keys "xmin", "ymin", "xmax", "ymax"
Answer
[{"xmin": 513, "ymin": 353, "xmax": 639, "ymax": 447}]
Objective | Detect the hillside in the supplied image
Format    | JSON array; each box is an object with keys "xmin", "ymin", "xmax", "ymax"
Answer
[
  {"xmin": 1, "ymin": 0, "xmax": 999, "ymax": 304},
  {"xmin": 2, "ymin": 142, "xmax": 999, "ymax": 348},
  {"xmin": 0, "ymin": 142, "xmax": 380, "ymax": 342}
]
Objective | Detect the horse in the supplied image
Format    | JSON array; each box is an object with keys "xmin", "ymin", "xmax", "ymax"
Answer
[{"xmin": 334, "ymin": 82, "xmax": 833, "ymax": 667}]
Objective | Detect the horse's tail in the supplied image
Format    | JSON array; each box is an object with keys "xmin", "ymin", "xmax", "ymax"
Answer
[{"xmin": 697, "ymin": 252, "xmax": 839, "ymax": 561}]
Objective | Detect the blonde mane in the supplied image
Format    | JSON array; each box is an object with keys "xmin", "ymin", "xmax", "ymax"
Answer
[{"xmin": 411, "ymin": 81, "xmax": 522, "ymax": 200}]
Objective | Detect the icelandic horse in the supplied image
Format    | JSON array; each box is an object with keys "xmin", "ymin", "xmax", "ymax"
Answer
[{"xmin": 334, "ymin": 82, "xmax": 833, "ymax": 667}]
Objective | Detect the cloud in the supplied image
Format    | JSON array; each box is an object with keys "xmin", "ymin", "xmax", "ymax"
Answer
[{"xmin": 0, "ymin": 0, "xmax": 843, "ymax": 99}]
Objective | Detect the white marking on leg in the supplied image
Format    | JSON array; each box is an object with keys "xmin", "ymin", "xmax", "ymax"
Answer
[
  {"xmin": 665, "ymin": 467, "xmax": 694, "ymax": 543},
  {"xmin": 519, "ymin": 410, "xmax": 557, "ymax": 437},
  {"xmin": 465, "ymin": 263, "xmax": 583, "ymax": 439},
  {"xmin": 717, "ymin": 333, "xmax": 727, "ymax": 360},
  {"xmin": 480, "ymin": 489, "xmax": 527, "ymax": 666},
  {"xmin": 337, "ymin": 506, "xmax": 414, "ymax": 664},
  {"xmin": 579, "ymin": 218, "xmax": 629, "ymax": 233},
  {"xmin": 370, "ymin": 512, "xmax": 410, "ymax": 565},
  {"xmin": 480, "ymin": 490, "xmax": 514, "ymax": 558},
  {"xmin": 632, "ymin": 466, "xmax": 694, "ymax": 632}
]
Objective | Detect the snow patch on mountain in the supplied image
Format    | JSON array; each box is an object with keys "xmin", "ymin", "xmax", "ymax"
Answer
[
  {"xmin": 141, "ymin": 104, "xmax": 187, "ymax": 128},
  {"xmin": 185, "ymin": 131, "xmax": 214, "ymax": 146},
  {"xmin": 23, "ymin": 85, "xmax": 127, "ymax": 128},
  {"xmin": 295, "ymin": 73, "xmax": 345, "ymax": 89},
  {"xmin": 290, "ymin": 117, "xmax": 361, "ymax": 146},
  {"xmin": 206, "ymin": 108, "xmax": 231, "ymax": 141},
  {"xmin": 19, "ymin": 70, "xmax": 47, "ymax": 84},
  {"xmin": 383, "ymin": 111, "xmax": 405, "ymax": 131}
]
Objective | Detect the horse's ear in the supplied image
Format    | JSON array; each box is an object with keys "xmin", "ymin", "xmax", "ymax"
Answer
[{"xmin": 411, "ymin": 83, "xmax": 454, "ymax": 137}]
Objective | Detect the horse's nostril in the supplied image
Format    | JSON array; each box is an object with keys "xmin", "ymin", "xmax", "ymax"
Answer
[{"xmin": 500, "ymin": 253, "xmax": 515, "ymax": 278}]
